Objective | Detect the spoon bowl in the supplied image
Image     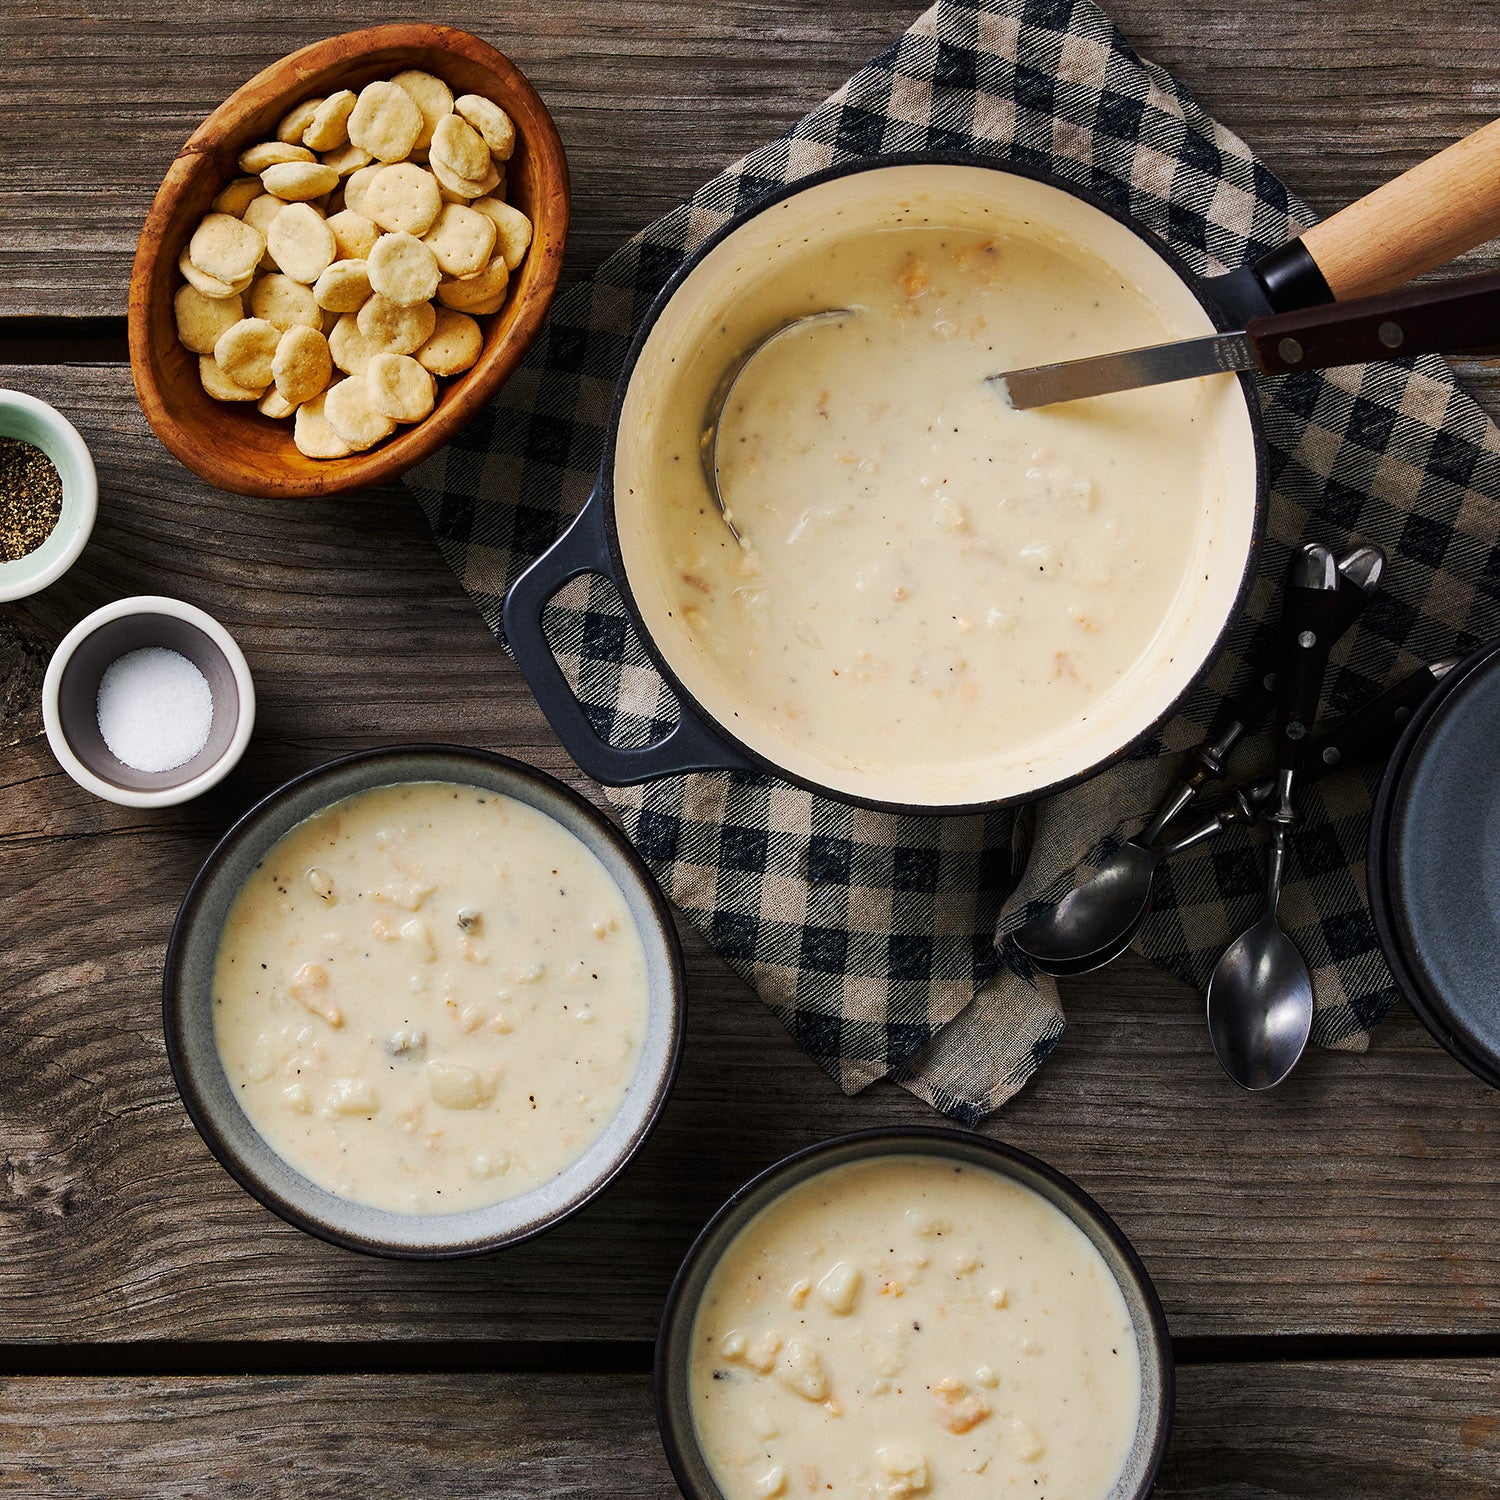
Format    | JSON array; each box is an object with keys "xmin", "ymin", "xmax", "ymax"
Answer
[
  {"xmin": 1013, "ymin": 843, "xmax": 1161, "ymax": 970},
  {"xmin": 699, "ymin": 307, "xmax": 856, "ymax": 538},
  {"xmin": 1203, "ymin": 542, "xmax": 1338, "ymax": 1090},
  {"xmin": 1205, "ymin": 914, "xmax": 1314, "ymax": 1090},
  {"xmin": 1018, "ymin": 904, "xmax": 1151, "ymax": 978},
  {"xmin": 1014, "ymin": 799, "xmax": 1249, "ymax": 972}
]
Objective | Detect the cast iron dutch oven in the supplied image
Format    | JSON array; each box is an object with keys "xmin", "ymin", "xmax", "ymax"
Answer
[{"xmin": 505, "ymin": 129, "xmax": 1500, "ymax": 816}]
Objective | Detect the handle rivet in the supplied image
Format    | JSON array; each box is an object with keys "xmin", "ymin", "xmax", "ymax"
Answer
[
  {"xmin": 1278, "ymin": 336, "xmax": 1304, "ymax": 364},
  {"xmin": 1298, "ymin": 629, "xmax": 1317, "ymax": 648},
  {"xmin": 1322, "ymin": 747, "xmax": 1341, "ymax": 766},
  {"xmin": 1287, "ymin": 721, "xmax": 1308, "ymax": 741},
  {"xmin": 1378, "ymin": 320, "xmax": 1405, "ymax": 350}
]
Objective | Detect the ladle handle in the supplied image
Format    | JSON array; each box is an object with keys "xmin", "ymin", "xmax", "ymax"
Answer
[
  {"xmin": 1296, "ymin": 117, "xmax": 1500, "ymax": 302},
  {"xmin": 1251, "ymin": 269, "xmax": 1500, "ymax": 375},
  {"xmin": 503, "ymin": 486, "xmax": 755, "ymax": 785}
]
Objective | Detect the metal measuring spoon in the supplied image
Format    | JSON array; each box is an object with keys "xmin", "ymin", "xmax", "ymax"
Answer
[
  {"xmin": 699, "ymin": 308, "xmax": 857, "ymax": 541},
  {"xmin": 1017, "ymin": 802, "xmax": 1261, "ymax": 976},
  {"xmin": 1013, "ymin": 545, "xmax": 1385, "ymax": 973},
  {"xmin": 1016, "ymin": 656, "xmax": 1459, "ymax": 977},
  {"xmin": 1206, "ymin": 543, "xmax": 1342, "ymax": 1091}
]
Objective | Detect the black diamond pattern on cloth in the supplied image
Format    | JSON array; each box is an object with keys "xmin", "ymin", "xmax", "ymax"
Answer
[{"xmin": 406, "ymin": 0, "xmax": 1500, "ymax": 1121}]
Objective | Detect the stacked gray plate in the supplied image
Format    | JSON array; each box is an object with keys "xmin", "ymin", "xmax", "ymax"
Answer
[{"xmin": 1368, "ymin": 638, "xmax": 1500, "ymax": 1088}]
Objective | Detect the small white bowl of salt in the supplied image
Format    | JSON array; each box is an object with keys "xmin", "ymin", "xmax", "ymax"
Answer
[{"xmin": 42, "ymin": 596, "xmax": 255, "ymax": 807}]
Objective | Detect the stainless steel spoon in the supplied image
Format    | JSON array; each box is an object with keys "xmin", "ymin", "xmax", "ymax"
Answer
[
  {"xmin": 1015, "ymin": 656, "xmax": 1459, "ymax": 976},
  {"xmin": 1205, "ymin": 834, "xmax": 1311, "ymax": 1091},
  {"xmin": 1018, "ymin": 806, "xmax": 1254, "ymax": 974},
  {"xmin": 1206, "ymin": 542, "xmax": 1343, "ymax": 1090},
  {"xmin": 1012, "ymin": 544, "xmax": 1385, "ymax": 972},
  {"xmin": 699, "ymin": 309, "xmax": 857, "ymax": 540}
]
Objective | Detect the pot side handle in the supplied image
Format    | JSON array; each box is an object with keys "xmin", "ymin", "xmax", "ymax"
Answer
[
  {"xmin": 1295, "ymin": 116, "xmax": 1500, "ymax": 302},
  {"xmin": 502, "ymin": 486, "xmax": 755, "ymax": 785}
]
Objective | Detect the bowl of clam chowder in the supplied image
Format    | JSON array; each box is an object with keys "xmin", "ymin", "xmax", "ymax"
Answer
[
  {"xmin": 655, "ymin": 1127, "xmax": 1172, "ymax": 1500},
  {"xmin": 163, "ymin": 744, "xmax": 684, "ymax": 1257}
]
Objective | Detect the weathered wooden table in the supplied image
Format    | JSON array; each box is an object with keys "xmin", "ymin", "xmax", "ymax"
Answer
[{"xmin": 3, "ymin": 2, "xmax": 1499, "ymax": 1494}]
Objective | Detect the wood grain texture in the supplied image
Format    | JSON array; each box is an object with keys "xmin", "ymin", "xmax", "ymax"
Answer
[
  {"xmin": 2, "ymin": 362, "xmax": 1499, "ymax": 1346},
  {"xmin": 1164, "ymin": 1361, "xmax": 1500, "ymax": 1500},
  {"xmin": 2, "ymin": 1363, "xmax": 1498, "ymax": 1498},
  {"xmin": 1299, "ymin": 116, "xmax": 1500, "ymax": 299},
  {"xmin": 8, "ymin": 4, "xmax": 1500, "ymax": 1489},
  {"xmin": 4, "ymin": 0, "xmax": 1500, "ymax": 318}
]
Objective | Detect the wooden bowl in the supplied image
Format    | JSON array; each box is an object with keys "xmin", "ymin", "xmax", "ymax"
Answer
[{"xmin": 128, "ymin": 24, "xmax": 569, "ymax": 499}]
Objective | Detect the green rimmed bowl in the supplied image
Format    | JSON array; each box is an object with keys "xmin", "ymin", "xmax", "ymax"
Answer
[{"xmin": 0, "ymin": 389, "xmax": 97, "ymax": 602}]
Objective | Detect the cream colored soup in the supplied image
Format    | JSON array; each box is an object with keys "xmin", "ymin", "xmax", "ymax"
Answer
[
  {"xmin": 626, "ymin": 215, "xmax": 1233, "ymax": 805},
  {"xmin": 212, "ymin": 781, "xmax": 649, "ymax": 1214},
  {"xmin": 689, "ymin": 1155, "xmax": 1141, "ymax": 1500}
]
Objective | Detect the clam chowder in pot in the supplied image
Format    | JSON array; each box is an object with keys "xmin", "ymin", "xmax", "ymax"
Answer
[{"xmin": 612, "ymin": 167, "xmax": 1258, "ymax": 809}]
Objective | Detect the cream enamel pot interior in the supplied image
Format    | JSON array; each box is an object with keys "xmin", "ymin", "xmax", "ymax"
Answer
[{"xmin": 505, "ymin": 157, "xmax": 1272, "ymax": 814}]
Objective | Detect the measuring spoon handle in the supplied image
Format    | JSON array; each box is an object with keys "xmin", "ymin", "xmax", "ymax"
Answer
[
  {"xmin": 1228, "ymin": 656, "xmax": 1462, "ymax": 815},
  {"xmin": 1274, "ymin": 544, "xmax": 1343, "ymax": 781},
  {"xmin": 1306, "ymin": 656, "xmax": 1463, "ymax": 779},
  {"xmin": 1201, "ymin": 542, "xmax": 1385, "ymax": 768},
  {"xmin": 1144, "ymin": 543, "xmax": 1386, "ymax": 844}
]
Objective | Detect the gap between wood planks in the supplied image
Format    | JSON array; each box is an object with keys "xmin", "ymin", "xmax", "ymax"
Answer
[
  {"xmin": 0, "ymin": 318, "xmax": 130, "ymax": 364},
  {"xmin": 4, "ymin": 318, "xmax": 1497, "ymax": 409},
  {"xmin": 4, "ymin": 1335, "xmax": 1500, "ymax": 1377}
]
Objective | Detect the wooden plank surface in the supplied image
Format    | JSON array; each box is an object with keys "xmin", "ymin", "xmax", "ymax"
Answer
[
  {"xmin": 3, "ymin": 0, "xmax": 1499, "ymax": 318},
  {"xmin": 3, "ymin": 363, "xmax": 1500, "ymax": 1346},
  {"xmin": 6, "ymin": 3, "xmax": 1500, "ymax": 1488},
  {"xmin": 3, "ymin": 1362, "xmax": 1498, "ymax": 1498}
]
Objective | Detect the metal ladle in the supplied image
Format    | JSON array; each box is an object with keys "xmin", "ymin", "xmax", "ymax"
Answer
[
  {"xmin": 705, "ymin": 262, "xmax": 1500, "ymax": 533},
  {"xmin": 699, "ymin": 309, "xmax": 857, "ymax": 541}
]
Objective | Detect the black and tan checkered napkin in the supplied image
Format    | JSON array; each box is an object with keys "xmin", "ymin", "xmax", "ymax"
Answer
[{"xmin": 406, "ymin": 0, "xmax": 1500, "ymax": 1121}]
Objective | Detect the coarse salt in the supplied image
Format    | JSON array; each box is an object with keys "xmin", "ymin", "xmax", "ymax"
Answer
[{"xmin": 96, "ymin": 646, "xmax": 214, "ymax": 774}]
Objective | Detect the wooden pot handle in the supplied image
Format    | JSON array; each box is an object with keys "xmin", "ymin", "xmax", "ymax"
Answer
[{"xmin": 1298, "ymin": 117, "xmax": 1500, "ymax": 300}]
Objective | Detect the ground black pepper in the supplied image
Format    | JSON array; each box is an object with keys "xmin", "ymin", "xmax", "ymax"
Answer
[{"xmin": 0, "ymin": 437, "xmax": 63, "ymax": 563}]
